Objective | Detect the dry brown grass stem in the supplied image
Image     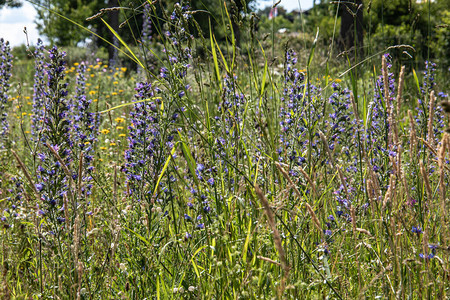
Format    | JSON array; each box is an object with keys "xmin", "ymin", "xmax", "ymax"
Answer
[
  {"xmin": 419, "ymin": 161, "xmax": 432, "ymax": 201},
  {"xmin": 396, "ymin": 145, "xmax": 403, "ymax": 185},
  {"xmin": 11, "ymin": 149, "xmax": 40, "ymax": 199},
  {"xmin": 366, "ymin": 178, "xmax": 375, "ymax": 217},
  {"xmin": 63, "ymin": 195, "xmax": 70, "ymax": 228},
  {"xmin": 350, "ymin": 91, "xmax": 367, "ymax": 157},
  {"xmin": 77, "ymin": 153, "xmax": 84, "ymax": 197},
  {"xmin": 382, "ymin": 55, "xmax": 390, "ymax": 104},
  {"xmin": 438, "ymin": 134, "xmax": 448, "ymax": 244},
  {"xmin": 408, "ymin": 110, "xmax": 417, "ymax": 155},
  {"xmin": 350, "ymin": 206, "xmax": 357, "ymax": 235},
  {"xmin": 422, "ymin": 230, "xmax": 429, "ymax": 264},
  {"xmin": 382, "ymin": 174, "xmax": 395, "ymax": 211},
  {"xmin": 256, "ymin": 255, "xmax": 281, "ymax": 266},
  {"xmin": 350, "ymin": 91, "xmax": 359, "ymax": 121},
  {"xmin": 73, "ymin": 215, "xmax": 80, "ymax": 267},
  {"xmin": 298, "ymin": 166, "xmax": 317, "ymax": 197},
  {"xmin": 254, "ymin": 185, "xmax": 289, "ymax": 297},
  {"xmin": 275, "ymin": 162, "xmax": 317, "ymax": 198},
  {"xmin": 275, "ymin": 163, "xmax": 323, "ymax": 237},
  {"xmin": 358, "ymin": 267, "xmax": 387, "ymax": 298},
  {"xmin": 396, "ymin": 66, "xmax": 405, "ymax": 116},
  {"xmin": 356, "ymin": 228, "xmax": 373, "ymax": 237},
  {"xmin": 427, "ymin": 91, "xmax": 436, "ymax": 147},
  {"xmin": 46, "ymin": 142, "xmax": 75, "ymax": 191},
  {"xmin": 76, "ymin": 262, "xmax": 83, "ymax": 300},
  {"xmin": 418, "ymin": 137, "xmax": 438, "ymax": 157},
  {"xmin": 114, "ymin": 164, "xmax": 118, "ymax": 203},
  {"xmin": 318, "ymin": 130, "xmax": 348, "ymax": 197},
  {"xmin": 400, "ymin": 147, "xmax": 410, "ymax": 203}
]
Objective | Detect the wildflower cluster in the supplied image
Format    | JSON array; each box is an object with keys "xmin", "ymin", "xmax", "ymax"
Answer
[
  {"xmin": 1, "ymin": 177, "xmax": 25, "ymax": 228},
  {"xmin": 72, "ymin": 62, "xmax": 97, "ymax": 197},
  {"xmin": 32, "ymin": 39, "xmax": 46, "ymax": 139},
  {"xmin": 366, "ymin": 54, "xmax": 395, "ymax": 181},
  {"xmin": 279, "ymin": 49, "xmax": 323, "ymax": 173},
  {"xmin": 35, "ymin": 46, "xmax": 73, "ymax": 223},
  {"xmin": 0, "ymin": 38, "xmax": 12, "ymax": 148},
  {"xmin": 124, "ymin": 82, "xmax": 162, "ymax": 202},
  {"xmin": 142, "ymin": 3, "xmax": 153, "ymax": 43},
  {"xmin": 416, "ymin": 61, "xmax": 446, "ymax": 143}
]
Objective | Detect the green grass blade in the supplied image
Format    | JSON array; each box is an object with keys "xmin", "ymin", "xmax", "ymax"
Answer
[
  {"xmin": 258, "ymin": 41, "xmax": 269, "ymax": 99},
  {"xmin": 99, "ymin": 97, "xmax": 162, "ymax": 114},
  {"xmin": 412, "ymin": 69, "xmax": 421, "ymax": 94},
  {"xmin": 223, "ymin": 1, "xmax": 236, "ymax": 71},
  {"xmin": 307, "ymin": 27, "xmax": 320, "ymax": 67},
  {"xmin": 214, "ymin": 34, "xmax": 229, "ymax": 74},
  {"xmin": 242, "ymin": 218, "xmax": 252, "ymax": 262},
  {"xmin": 153, "ymin": 143, "xmax": 178, "ymax": 198},
  {"xmin": 210, "ymin": 20, "xmax": 222, "ymax": 88},
  {"xmin": 101, "ymin": 18, "xmax": 145, "ymax": 70}
]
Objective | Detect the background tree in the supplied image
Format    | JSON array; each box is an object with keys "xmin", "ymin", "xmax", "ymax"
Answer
[
  {"xmin": 338, "ymin": 0, "xmax": 363, "ymax": 57},
  {"xmin": 0, "ymin": 0, "xmax": 21, "ymax": 8}
]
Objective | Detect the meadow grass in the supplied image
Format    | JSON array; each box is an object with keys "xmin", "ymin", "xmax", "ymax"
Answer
[{"xmin": 0, "ymin": 1, "xmax": 449, "ymax": 299}]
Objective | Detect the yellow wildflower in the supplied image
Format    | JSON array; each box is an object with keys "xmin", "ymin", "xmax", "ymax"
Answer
[
  {"xmin": 115, "ymin": 117, "xmax": 125, "ymax": 123},
  {"xmin": 100, "ymin": 129, "xmax": 110, "ymax": 134}
]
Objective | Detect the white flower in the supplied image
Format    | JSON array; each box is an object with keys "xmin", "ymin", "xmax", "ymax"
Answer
[{"xmin": 188, "ymin": 286, "xmax": 195, "ymax": 292}]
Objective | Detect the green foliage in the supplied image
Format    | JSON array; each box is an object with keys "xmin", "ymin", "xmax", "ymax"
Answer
[
  {"xmin": 431, "ymin": 10, "xmax": 450, "ymax": 65},
  {"xmin": 34, "ymin": 0, "xmax": 104, "ymax": 46},
  {"xmin": 1, "ymin": 1, "xmax": 450, "ymax": 299},
  {"xmin": 0, "ymin": 0, "xmax": 21, "ymax": 8},
  {"xmin": 258, "ymin": 15, "xmax": 294, "ymax": 33}
]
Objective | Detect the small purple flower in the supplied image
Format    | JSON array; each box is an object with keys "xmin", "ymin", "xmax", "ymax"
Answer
[
  {"xmin": 35, "ymin": 183, "xmax": 44, "ymax": 192},
  {"xmin": 412, "ymin": 226, "xmax": 423, "ymax": 234}
]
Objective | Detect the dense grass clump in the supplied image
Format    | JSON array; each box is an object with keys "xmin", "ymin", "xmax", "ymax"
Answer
[{"xmin": 0, "ymin": 1, "xmax": 449, "ymax": 299}]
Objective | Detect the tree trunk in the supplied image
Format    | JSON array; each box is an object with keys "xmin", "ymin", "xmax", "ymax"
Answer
[
  {"xmin": 107, "ymin": 0, "xmax": 119, "ymax": 64},
  {"xmin": 339, "ymin": 0, "xmax": 364, "ymax": 57}
]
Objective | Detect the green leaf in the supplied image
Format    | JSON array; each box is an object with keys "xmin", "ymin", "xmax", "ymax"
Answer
[{"xmin": 153, "ymin": 143, "xmax": 178, "ymax": 197}]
